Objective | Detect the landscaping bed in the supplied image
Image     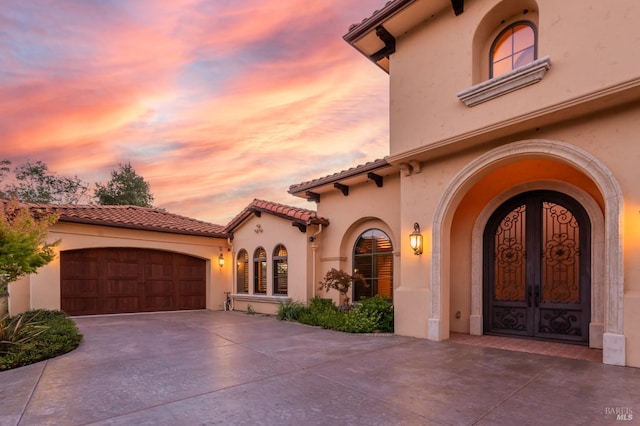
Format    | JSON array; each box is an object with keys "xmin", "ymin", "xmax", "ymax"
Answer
[
  {"xmin": 277, "ymin": 296, "xmax": 393, "ymax": 333},
  {"xmin": 1, "ymin": 309, "xmax": 83, "ymax": 371}
]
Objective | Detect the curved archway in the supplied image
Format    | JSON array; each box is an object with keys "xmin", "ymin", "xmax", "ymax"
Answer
[{"xmin": 430, "ymin": 139, "xmax": 624, "ymax": 365}]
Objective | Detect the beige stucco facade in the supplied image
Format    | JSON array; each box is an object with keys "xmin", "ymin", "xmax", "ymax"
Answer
[
  {"xmin": 345, "ymin": 0, "xmax": 640, "ymax": 367},
  {"xmin": 229, "ymin": 211, "xmax": 318, "ymax": 315}
]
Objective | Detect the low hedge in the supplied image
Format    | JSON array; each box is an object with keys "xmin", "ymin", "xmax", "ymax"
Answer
[
  {"xmin": 0, "ymin": 309, "xmax": 83, "ymax": 371},
  {"xmin": 280, "ymin": 296, "xmax": 394, "ymax": 333}
]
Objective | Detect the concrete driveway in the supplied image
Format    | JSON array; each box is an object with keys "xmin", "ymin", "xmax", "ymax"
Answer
[{"xmin": 1, "ymin": 311, "xmax": 638, "ymax": 425}]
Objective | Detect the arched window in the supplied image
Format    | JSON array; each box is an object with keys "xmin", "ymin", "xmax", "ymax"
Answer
[
  {"xmin": 273, "ymin": 244, "xmax": 288, "ymax": 295},
  {"xmin": 253, "ymin": 247, "xmax": 267, "ymax": 294},
  {"xmin": 236, "ymin": 249, "xmax": 249, "ymax": 293},
  {"xmin": 353, "ymin": 229, "xmax": 393, "ymax": 302},
  {"xmin": 490, "ymin": 22, "xmax": 536, "ymax": 78}
]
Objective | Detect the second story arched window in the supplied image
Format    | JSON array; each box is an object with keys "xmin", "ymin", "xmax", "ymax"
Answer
[
  {"xmin": 236, "ymin": 249, "xmax": 249, "ymax": 293},
  {"xmin": 253, "ymin": 247, "xmax": 267, "ymax": 294},
  {"xmin": 490, "ymin": 22, "xmax": 536, "ymax": 78},
  {"xmin": 273, "ymin": 245, "xmax": 288, "ymax": 295}
]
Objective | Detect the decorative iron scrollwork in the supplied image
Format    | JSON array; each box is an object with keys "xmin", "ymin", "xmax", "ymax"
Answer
[
  {"xmin": 539, "ymin": 309, "xmax": 581, "ymax": 336},
  {"xmin": 493, "ymin": 307, "xmax": 527, "ymax": 331}
]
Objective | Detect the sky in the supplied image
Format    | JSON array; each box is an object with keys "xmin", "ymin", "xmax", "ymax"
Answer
[{"xmin": 0, "ymin": 0, "xmax": 389, "ymax": 224}]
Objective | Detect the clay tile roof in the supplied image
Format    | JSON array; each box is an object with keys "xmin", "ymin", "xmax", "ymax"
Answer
[
  {"xmin": 288, "ymin": 158, "xmax": 390, "ymax": 195},
  {"xmin": 15, "ymin": 201, "xmax": 229, "ymax": 238},
  {"xmin": 224, "ymin": 199, "xmax": 329, "ymax": 233}
]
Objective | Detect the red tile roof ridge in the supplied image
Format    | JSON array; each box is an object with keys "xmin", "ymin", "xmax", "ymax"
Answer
[
  {"xmin": 224, "ymin": 198, "xmax": 329, "ymax": 233},
  {"xmin": 3, "ymin": 200, "xmax": 228, "ymax": 238}
]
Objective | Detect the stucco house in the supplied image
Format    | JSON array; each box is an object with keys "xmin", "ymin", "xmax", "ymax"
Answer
[
  {"xmin": 7, "ymin": 0, "xmax": 640, "ymax": 369},
  {"xmin": 323, "ymin": 0, "xmax": 639, "ymax": 368}
]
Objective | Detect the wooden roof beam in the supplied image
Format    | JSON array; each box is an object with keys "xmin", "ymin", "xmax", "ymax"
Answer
[
  {"xmin": 367, "ymin": 172, "xmax": 383, "ymax": 188},
  {"xmin": 334, "ymin": 183, "xmax": 349, "ymax": 196},
  {"xmin": 451, "ymin": 0, "xmax": 464, "ymax": 16},
  {"xmin": 306, "ymin": 191, "xmax": 320, "ymax": 203}
]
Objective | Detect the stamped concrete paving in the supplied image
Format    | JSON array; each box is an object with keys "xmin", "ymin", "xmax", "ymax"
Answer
[{"xmin": 1, "ymin": 311, "xmax": 638, "ymax": 425}]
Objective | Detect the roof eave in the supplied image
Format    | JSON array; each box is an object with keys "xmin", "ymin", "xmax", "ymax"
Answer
[
  {"xmin": 57, "ymin": 217, "xmax": 229, "ymax": 239},
  {"xmin": 288, "ymin": 158, "xmax": 391, "ymax": 196}
]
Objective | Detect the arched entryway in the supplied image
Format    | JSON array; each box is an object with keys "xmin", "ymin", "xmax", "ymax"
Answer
[
  {"xmin": 483, "ymin": 190, "xmax": 591, "ymax": 344},
  {"xmin": 429, "ymin": 139, "xmax": 625, "ymax": 365}
]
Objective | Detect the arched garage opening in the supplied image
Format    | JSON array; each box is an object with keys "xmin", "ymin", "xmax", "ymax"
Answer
[{"xmin": 61, "ymin": 248, "xmax": 206, "ymax": 316}]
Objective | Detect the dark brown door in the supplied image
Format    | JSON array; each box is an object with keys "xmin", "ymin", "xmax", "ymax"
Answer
[
  {"xmin": 61, "ymin": 248, "xmax": 206, "ymax": 316},
  {"xmin": 483, "ymin": 191, "xmax": 591, "ymax": 344}
]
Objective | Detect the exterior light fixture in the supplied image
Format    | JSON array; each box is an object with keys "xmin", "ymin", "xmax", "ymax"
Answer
[
  {"xmin": 218, "ymin": 253, "xmax": 225, "ymax": 267},
  {"xmin": 409, "ymin": 222, "xmax": 423, "ymax": 255}
]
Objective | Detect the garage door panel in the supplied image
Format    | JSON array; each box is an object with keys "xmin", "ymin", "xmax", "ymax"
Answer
[
  {"xmin": 178, "ymin": 295, "xmax": 206, "ymax": 310},
  {"xmin": 62, "ymin": 297, "xmax": 100, "ymax": 316},
  {"xmin": 62, "ymin": 279, "xmax": 99, "ymax": 296},
  {"xmin": 61, "ymin": 248, "xmax": 206, "ymax": 316},
  {"xmin": 104, "ymin": 296, "xmax": 140, "ymax": 314},
  {"xmin": 107, "ymin": 261, "xmax": 139, "ymax": 278},
  {"xmin": 63, "ymin": 259, "xmax": 99, "ymax": 277},
  {"xmin": 144, "ymin": 296, "xmax": 175, "ymax": 311}
]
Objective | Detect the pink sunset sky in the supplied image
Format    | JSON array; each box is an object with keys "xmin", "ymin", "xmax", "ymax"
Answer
[{"xmin": 0, "ymin": 0, "xmax": 389, "ymax": 224}]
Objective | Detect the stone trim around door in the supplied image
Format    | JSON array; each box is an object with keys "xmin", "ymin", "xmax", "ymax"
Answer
[{"xmin": 430, "ymin": 139, "xmax": 625, "ymax": 366}]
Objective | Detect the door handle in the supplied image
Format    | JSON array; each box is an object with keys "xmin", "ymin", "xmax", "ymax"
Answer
[
  {"xmin": 527, "ymin": 285, "xmax": 532, "ymax": 307},
  {"xmin": 534, "ymin": 286, "xmax": 540, "ymax": 307}
]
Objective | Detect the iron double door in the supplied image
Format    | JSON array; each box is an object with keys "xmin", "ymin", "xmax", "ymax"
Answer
[{"xmin": 483, "ymin": 191, "xmax": 590, "ymax": 344}]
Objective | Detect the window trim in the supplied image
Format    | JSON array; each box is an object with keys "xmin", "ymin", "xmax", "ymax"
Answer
[{"xmin": 457, "ymin": 55, "xmax": 551, "ymax": 107}]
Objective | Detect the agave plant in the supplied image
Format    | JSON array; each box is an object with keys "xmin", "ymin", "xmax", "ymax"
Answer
[{"xmin": 0, "ymin": 312, "xmax": 49, "ymax": 355}]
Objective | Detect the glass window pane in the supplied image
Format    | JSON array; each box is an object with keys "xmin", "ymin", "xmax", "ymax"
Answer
[
  {"xmin": 513, "ymin": 46, "xmax": 535, "ymax": 69},
  {"xmin": 492, "ymin": 57, "xmax": 513, "ymax": 77},
  {"xmin": 492, "ymin": 29, "xmax": 513, "ymax": 62},
  {"xmin": 513, "ymin": 25, "xmax": 534, "ymax": 53}
]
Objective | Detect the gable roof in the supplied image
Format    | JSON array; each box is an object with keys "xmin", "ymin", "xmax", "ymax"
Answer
[
  {"xmin": 224, "ymin": 199, "xmax": 329, "ymax": 233},
  {"xmin": 14, "ymin": 202, "xmax": 229, "ymax": 238},
  {"xmin": 288, "ymin": 158, "xmax": 394, "ymax": 200}
]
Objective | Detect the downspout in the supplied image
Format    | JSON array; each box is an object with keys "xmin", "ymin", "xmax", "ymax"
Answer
[
  {"xmin": 309, "ymin": 224, "xmax": 323, "ymax": 300},
  {"xmin": 227, "ymin": 237, "xmax": 234, "ymax": 294}
]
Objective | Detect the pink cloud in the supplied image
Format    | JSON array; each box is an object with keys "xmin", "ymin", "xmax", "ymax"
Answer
[{"xmin": 0, "ymin": 0, "xmax": 389, "ymax": 223}]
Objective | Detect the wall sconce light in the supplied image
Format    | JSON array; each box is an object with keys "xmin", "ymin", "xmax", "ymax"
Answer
[
  {"xmin": 218, "ymin": 253, "xmax": 225, "ymax": 267},
  {"xmin": 409, "ymin": 222, "xmax": 423, "ymax": 255}
]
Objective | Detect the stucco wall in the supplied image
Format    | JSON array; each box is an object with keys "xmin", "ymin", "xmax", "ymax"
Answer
[
  {"xmin": 315, "ymin": 174, "xmax": 401, "ymax": 305},
  {"xmin": 389, "ymin": 0, "xmax": 640, "ymax": 156},
  {"xmin": 9, "ymin": 222, "xmax": 230, "ymax": 315},
  {"xmin": 230, "ymin": 213, "xmax": 313, "ymax": 314},
  {"xmin": 382, "ymin": 0, "xmax": 640, "ymax": 366}
]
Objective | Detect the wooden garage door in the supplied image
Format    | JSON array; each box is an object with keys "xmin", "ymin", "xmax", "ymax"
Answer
[{"xmin": 61, "ymin": 248, "xmax": 206, "ymax": 316}]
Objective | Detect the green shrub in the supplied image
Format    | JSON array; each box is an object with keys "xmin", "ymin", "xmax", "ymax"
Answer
[
  {"xmin": 298, "ymin": 296, "xmax": 340, "ymax": 328},
  {"xmin": 246, "ymin": 304, "xmax": 256, "ymax": 315},
  {"xmin": 357, "ymin": 296, "xmax": 394, "ymax": 333},
  {"xmin": 337, "ymin": 309, "xmax": 381, "ymax": 333},
  {"xmin": 0, "ymin": 309, "xmax": 83, "ymax": 371},
  {"xmin": 296, "ymin": 295, "xmax": 394, "ymax": 334},
  {"xmin": 276, "ymin": 300, "xmax": 307, "ymax": 321}
]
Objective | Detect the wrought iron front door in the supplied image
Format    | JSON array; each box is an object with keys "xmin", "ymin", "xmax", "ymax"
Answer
[{"xmin": 483, "ymin": 191, "xmax": 591, "ymax": 344}]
